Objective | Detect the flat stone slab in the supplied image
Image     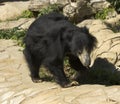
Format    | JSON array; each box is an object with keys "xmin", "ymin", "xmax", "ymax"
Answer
[
  {"xmin": 0, "ymin": 39, "xmax": 120, "ymax": 104},
  {"xmin": 0, "ymin": 18, "xmax": 35, "ymax": 30},
  {"xmin": 0, "ymin": 1, "xmax": 30, "ymax": 21}
]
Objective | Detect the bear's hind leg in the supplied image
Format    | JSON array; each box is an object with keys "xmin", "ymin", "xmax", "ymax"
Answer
[{"xmin": 23, "ymin": 48, "xmax": 42, "ymax": 83}]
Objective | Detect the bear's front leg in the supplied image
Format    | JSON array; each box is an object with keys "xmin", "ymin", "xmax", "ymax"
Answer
[
  {"xmin": 50, "ymin": 66, "xmax": 70, "ymax": 88},
  {"xmin": 44, "ymin": 62, "xmax": 71, "ymax": 88}
]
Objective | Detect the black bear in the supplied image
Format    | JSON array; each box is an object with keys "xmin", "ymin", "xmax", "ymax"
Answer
[{"xmin": 23, "ymin": 12, "xmax": 97, "ymax": 88}]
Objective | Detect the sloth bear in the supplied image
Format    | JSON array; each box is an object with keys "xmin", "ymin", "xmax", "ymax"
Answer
[{"xmin": 23, "ymin": 12, "xmax": 97, "ymax": 88}]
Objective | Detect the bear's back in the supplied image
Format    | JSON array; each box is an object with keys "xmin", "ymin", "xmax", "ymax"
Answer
[{"xmin": 27, "ymin": 12, "xmax": 71, "ymax": 38}]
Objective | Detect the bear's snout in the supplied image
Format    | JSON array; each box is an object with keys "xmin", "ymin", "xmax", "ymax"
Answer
[{"xmin": 78, "ymin": 49, "xmax": 91, "ymax": 68}]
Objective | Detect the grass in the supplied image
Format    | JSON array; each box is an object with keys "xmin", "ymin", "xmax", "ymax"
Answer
[
  {"xmin": 19, "ymin": 10, "xmax": 34, "ymax": 18},
  {"xmin": 38, "ymin": 4, "xmax": 61, "ymax": 17},
  {"xmin": 95, "ymin": 8, "xmax": 115, "ymax": 20},
  {"xmin": 0, "ymin": 27, "xmax": 26, "ymax": 47}
]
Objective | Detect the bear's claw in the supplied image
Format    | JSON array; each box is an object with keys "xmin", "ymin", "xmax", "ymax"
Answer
[{"xmin": 32, "ymin": 78, "xmax": 42, "ymax": 83}]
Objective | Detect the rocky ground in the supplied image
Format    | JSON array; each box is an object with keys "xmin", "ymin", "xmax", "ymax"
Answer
[
  {"xmin": 0, "ymin": 1, "xmax": 120, "ymax": 104},
  {"xmin": 0, "ymin": 39, "xmax": 120, "ymax": 104},
  {"xmin": 0, "ymin": 1, "xmax": 29, "ymax": 21}
]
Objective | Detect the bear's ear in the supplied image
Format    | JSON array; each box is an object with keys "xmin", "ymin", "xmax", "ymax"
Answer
[{"xmin": 81, "ymin": 26, "xmax": 97, "ymax": 52}]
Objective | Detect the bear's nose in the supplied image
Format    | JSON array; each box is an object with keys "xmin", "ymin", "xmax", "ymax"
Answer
[{"xmin": 84, "ymin": 57, "xmax": 91, "ymax": 67}]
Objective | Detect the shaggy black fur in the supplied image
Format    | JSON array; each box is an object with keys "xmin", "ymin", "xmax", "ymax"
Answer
[{"xmin": 23, "ymin": 12, "xmax": 97, "ymax": 87}]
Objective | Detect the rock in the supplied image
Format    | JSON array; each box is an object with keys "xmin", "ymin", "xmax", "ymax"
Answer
[
  {"xmin": 90, "ymin": 0, "xmax": 118, "ymax": 20},
  {"xmin": 0, "ymin": 91, "xmax": 14, "ymax": 101},
  {"xmin": 28, "ymin": 0, "xmax": 117, "ymax": 23},
  {"xmin": 0, "ymin": 18, "xmax": 35, "ymax": 30},
  {"xmin": 29, "ymin": 0, "xmax": 68, "ymax": 11},
  {"xmin": 105, "ymin": 15, "xmax": 120, "ymax": 32},
  {"xmin": 77, "ymin": 16, "xmax": 120, "ymax": 69},
  {"xmin": 10, "ymin": 95, "xmax": 25, "ymax": 104},
  {"xmin": 29, "ymin": 0, "xmax": 50, "ymax": 11},
  {"xmin": 90, "ymin": 0, "xmax": 110, "ymax": 11},
  {"xmin": 0, "ymin": 1, "xmax": 30, "ymax": 21},
  {"xmin": 0, "ymin": 39, "xmax": 120, "ymax": 104},
  {"xmin": 63, "ymin": 0, "xmax": 117, "ymax": 22},
  {"xmin": 50, "ymin": 0, "xmax": 68, "ymax": 5},
  {"xmin": 63, "ymin": 0, "xmax": 94, "ymax": 23}
]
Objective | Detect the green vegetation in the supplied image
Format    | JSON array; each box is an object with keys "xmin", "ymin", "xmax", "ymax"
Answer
[
  {"xmin": 38, "ymin": 4, "xmax": 61, "ymax": 16},
  {"xmin": 20, "ymin": 10, "xmax": 34, "ymax": 18},
  {"xmin": 95, "ymin": 8, "xmax": 115, "ymax": 19},
  {"xmin": 107, "ymin": 0, "xmax": 120, "ymax": 13},
  {"xmin": 0, "ymin": 27, "xmax": 26, "ymax": 47}
]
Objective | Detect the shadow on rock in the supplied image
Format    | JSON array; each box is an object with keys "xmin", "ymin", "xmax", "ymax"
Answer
[
  {"xmin": 34, "ymin": 58, "xmax": 120, "ymax": 86},
  {"xmin": 104, "ymin": 22, "xmax": 120, "ymax": 33},
  {"xmin": 77, "ymin": 58, "xmax": 120, "ymax": 86}
]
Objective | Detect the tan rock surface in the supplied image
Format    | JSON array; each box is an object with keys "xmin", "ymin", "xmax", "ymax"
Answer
[
  {"xmin": 77, "ymin": 17, "xmax": 120, "ymax": 68},
  {"xmin": 0, "ymin": 39, "xmax": 120, "ymax": 104},
  {"xmin": 0, "ymin": 18, "xmax": 35, "ymax": 30},
  {"xmin": 0, "ymin": 1, "xmax": 29, "ymax": 21}
]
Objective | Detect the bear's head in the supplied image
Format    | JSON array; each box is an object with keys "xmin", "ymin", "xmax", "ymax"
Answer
[{"xmin": 69, "ymin": 27, "xmax": 97, "ymax": 68}]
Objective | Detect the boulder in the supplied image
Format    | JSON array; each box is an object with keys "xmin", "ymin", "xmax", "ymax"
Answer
[
  {"xmin": 28, "ymin": 0, "xmax": 50, "ymax": 11},
  {"xmin": 77, "ymin": 15, "xmax": 120, "ymax": 69},
  {"xmin": 29, "ymin": 0, "xmax": 117, "ymax": 23},
  {"xmin": 63, "ymin": 0, "xmax": 94, "ymax": 23},
  {"xmin": 0, "ymin": 18, "xmax": 35, "ymax": 30},
  {"xmin": 63, "ymin": 0, "xmax": 117, "ymax": 23},
  {"xmin": 0, "ymin": 1, "xmax": 30, "ymax": 21}
]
